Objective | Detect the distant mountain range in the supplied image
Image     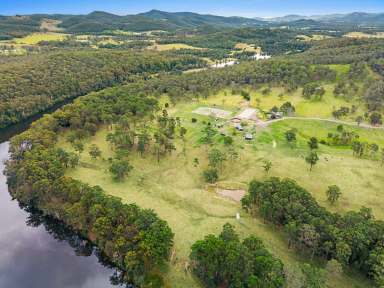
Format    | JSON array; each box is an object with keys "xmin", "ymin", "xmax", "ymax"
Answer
[
  {"xmin": 56, "ymin": 10, "xmax": 267, "ymax": 33},
  {"xmin": 266, "ymin": 12, "xmax": 384, "ymax": 26},
  {"xmin": 0, "ymin": 10, "xmax": 384, "ymax": 38}
]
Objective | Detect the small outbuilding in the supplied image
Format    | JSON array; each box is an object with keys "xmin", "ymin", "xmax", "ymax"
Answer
[
  {"xmin": 244, "ymin": 133, "xmax": 253, "ymax": 140},
  {"xmin": 235, "ymin": 124, "xmax": 244, "ymax": 131},
  {"xmin": 267, "ymin": 111, "xmax": 283, "ymax": 120}
]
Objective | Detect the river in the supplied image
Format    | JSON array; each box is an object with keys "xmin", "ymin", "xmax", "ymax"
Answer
[{"xmin": 0, "ymin": 123, "xmax": 125, "ymax": 287}]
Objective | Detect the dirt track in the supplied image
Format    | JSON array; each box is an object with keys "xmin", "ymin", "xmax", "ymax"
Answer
[{"xmin": 261, "ymin": 116, "xmax": 384, "ymax": 130}]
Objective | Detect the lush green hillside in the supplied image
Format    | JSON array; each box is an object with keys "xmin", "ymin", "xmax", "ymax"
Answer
[
  {"xmin": 2, "ymin": 10, "xmax": 384, "ymax": 39},
  {"xmin": 140, "ymin": 10, "xmax": 265, "ymax": 28},
  {"xmin": 0, "ymin": 50, "xmax": 204, "ymax": 128}
]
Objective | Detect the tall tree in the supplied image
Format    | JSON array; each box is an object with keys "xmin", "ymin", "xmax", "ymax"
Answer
[
  {"xmin": 305, "ymin": 151, "xmax": 319, "ymax": 171},
  {"xmin": 89, "ymin": 144, "xmax": 102, "ymax": 159},
  {"xmin": 326, "ymin": 185, "xmax": 342, "ymax": 205},
  {"xmin": 308, "ymin": 137, "xmax": 319, "ymax": 150}
]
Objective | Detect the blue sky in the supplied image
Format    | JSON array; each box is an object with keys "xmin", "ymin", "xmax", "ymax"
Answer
[{"xmin": 1, "ymin": 0, "xmax": 384, "ymax": 17}]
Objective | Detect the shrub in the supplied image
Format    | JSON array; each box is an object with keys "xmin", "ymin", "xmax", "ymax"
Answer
[{"xmin": 203, "ymin": 168, "xmax": 219, "ymax": 183}]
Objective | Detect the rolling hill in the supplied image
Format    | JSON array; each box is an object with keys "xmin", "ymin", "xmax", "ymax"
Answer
[{"xmin": 1, "ymin": 10, "xmax": 384, "ymax": 38}]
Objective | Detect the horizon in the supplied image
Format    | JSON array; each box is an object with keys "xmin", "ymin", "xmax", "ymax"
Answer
[
  {"xmin": 1, "ymin": 0, "xmax": 384, "ymax": 18},
  {"xmin": 2, "ymin": 9, "xmax": 384, "ymax": 19}
]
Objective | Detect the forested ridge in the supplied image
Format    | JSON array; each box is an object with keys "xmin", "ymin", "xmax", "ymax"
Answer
[
  {"xmin": 293, "ymin": 38, "xmax": 384, "ymax": 65},
  {"xmin": 0, "ymin": 50, "xmax": 204, "ymax": 129}
]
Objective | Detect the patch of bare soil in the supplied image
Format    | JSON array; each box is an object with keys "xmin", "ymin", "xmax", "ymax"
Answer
[{"xmin": 217, "ymin": 188, "xmax": 246, "ymax": 202}]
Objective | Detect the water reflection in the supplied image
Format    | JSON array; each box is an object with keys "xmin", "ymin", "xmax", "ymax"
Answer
[{"xmin": 0, "ymin": 141, "xmax": 128, "ymax": 288}]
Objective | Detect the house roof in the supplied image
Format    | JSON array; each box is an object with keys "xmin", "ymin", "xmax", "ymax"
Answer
[{"xmin": 245, "ymin": 133, "xmax": 253, "ymax": 139}]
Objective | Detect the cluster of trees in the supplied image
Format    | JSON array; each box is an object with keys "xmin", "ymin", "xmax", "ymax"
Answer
[
  {"xmin": 284, "ymin": 129, "xmax": 321, "ymax": 171},
  {"xmin": 334, "ymin": 80, "xmax": 360, "ymax": 99},
  {"xmin": 133, "ymin": 59, "xmax": 343, "ymax": 104},
  {"xmin": 241, "ymin": 177, "xmax": 384, "ymax": 286},
  {"xmin": 190, "ymin": 224, "xmax": 286, "ymax": 287},
  {"xmin": 199, "ymin": 121, "xmax": 239, "ymax": 183},
  {"xmin": 371, "ymin": 60, "xmax": 384, "ymax": 78},
  {"xmin": 5, "ymin": 90, "xmax": 175, "ymax": 286},
  {"xmin": 364, "ymin": 81, "xmax": 384, "ymax": 112},
  {"xmin": 302, "ymin": 83, "xmax": 325, "ymax": 100},
  {"xmin": 203, "ymin": 148, "xmax": 227, "ymax": 183},
  {"xmin": 106, "ymin": 106, "xmax": 186, "ymax": 177},
  {"xmin": 332, "ymin": 106, "xmax": 353, "ymax": 119},
  {"xmin": 279, "ymin": 101, "xmax": 296, "ymax": 116},
  {"xmin": 352, "ymin": 141, "xmax": 383, "ymax": 161},
  {"xmin": 0, "ymin": 50, "xmax": 204, "ymax": 128},
  {"xmin": 325, "ymin": 125, "xmax": 359, "ymax": 146}
]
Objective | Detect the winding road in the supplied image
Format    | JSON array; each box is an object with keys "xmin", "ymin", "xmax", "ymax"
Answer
[{"xmin": 262, "ymin": 116, "xmax": 384, "ymax": 130}]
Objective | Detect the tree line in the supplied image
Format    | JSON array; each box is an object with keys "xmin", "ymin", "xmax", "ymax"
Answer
[
  {"xmin": 190, "ymin": 224, "xmax": 286, "ymax": 287},
  {"xmin": 0, "ymin": 50, "xmax": 204, "ymax": 129},
  {"xmin": 5, "ymin": 94, "xmax": 175, "ymax": 286},
  {"xmin": 241, "ymin": 177, "xmax": 384, "ymax": 286}
]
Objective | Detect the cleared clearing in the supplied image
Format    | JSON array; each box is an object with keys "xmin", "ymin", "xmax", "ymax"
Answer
[
  {"xmin": 12, "ymin": 32, "xmax": 68, "ymax": 44},
  {"xmin": 193, "ymin": 107, "xmax": 232, "ymax": 118},
  {"xmin": 234, "ymin": 42, "xmax": 262, "ymax": 53},
  {"xmin": 148, "ymin": 43, "xmax": 203, "ymax": 51},
  {"xmin": 344, "ymin": 31, "xmax": 384, "ymax": 39},
  {"xmin": 297, "ymin": 34, "xmax": 333, "ymax": 41}
]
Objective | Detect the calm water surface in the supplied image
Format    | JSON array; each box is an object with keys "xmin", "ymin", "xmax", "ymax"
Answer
[{"xmin": 0, "ymin": 137, "xmax": 124, "ymax": 287}]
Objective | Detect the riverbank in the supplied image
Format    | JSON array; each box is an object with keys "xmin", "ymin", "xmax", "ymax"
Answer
[{"xmin": 0, "ymin": 140, "xmax": 125, "ymax": 288}]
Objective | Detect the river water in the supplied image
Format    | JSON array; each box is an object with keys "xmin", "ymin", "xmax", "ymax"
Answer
[{"xmin": 0, "ymin": 127, "xmax": 124, "ymax": 287}]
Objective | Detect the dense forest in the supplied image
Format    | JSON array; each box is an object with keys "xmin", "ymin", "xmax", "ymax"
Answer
[
  {"xmin": 158, "ymin": 28, "xmax": 312, "ymax": 55},
  {"xmin": 3, "ymin": 36, "xmax": 382, "ymax": 130},
  {"xmin": 293, "ymin": 38, "xmax": 384, "ymax": 64},
  {"xmin": 0, "ymin": 50, "xmax": 204, "ymax": 129},
  {"xmin": 241, "ymin": 178, "xmax": 384, "ymax": 286},
  {"xmin": 190, "ymin": 224, "xmax": 285, "ymax": 287}
]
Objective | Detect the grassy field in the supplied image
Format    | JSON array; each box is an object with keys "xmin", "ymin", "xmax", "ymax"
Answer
[
  {"xmin": 297, "ymin": 34, "xmax": 333, "ymax": 41},
  {"xmin": 234, "ymin": 42, "xmax": 262, "ymax": 53},
  {"xmin": 199, "ymin": 82, "xmax": 366, "ymax": 122},
  {"xmin": 344, "ymin": 31, "xmax": 384, "ymax": 39},
  {"xmin": 148, "ymin": 43, "xmax": 203, "ymax": 51},
  {"xmin": 11, "ymin": 32, "xmax": 68, "ymax": 44},
  {"xmin": 59, "ymin": 88, "xmax": 384, "ymax": 287}
]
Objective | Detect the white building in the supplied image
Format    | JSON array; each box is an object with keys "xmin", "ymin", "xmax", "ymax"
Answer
[{"xmin": 250, "ymin": 53, "xmax": 271, "ymax": 60}]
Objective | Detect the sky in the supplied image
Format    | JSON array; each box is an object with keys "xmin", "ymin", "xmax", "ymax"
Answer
[{"xmin": 1, "ymin": 0, "xmax": 384, "ymax": 18}]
